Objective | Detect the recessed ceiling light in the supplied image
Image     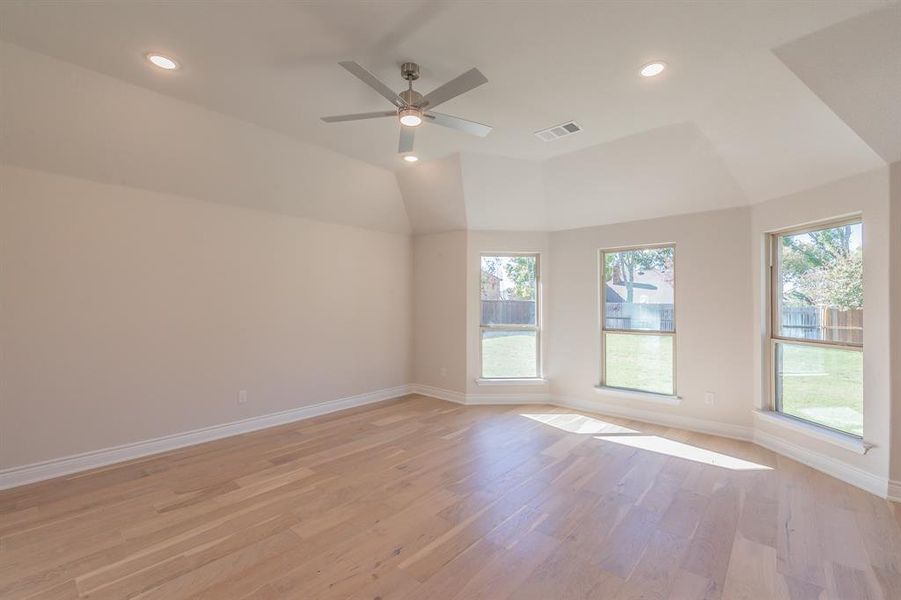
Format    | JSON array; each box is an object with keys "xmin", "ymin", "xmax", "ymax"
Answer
[
  {"xmin": 403, "ymin": 155, "xmax": 419, "ymax": 163},
  {"xmin": 146, "ymin": 53, "xmax": 179, "ymax": 70},
  {"xmin": 398, "ymin": 108, "xmax": 423, "ymax": 127},
  {"xmin": 640, "ymin": 61, "xmax": 666, "ymax": 77}
]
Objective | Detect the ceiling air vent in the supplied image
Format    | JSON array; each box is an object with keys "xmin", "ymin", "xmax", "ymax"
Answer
[{"xmin": 534, "ymin": 121, "xmax": 582, "ymax": 141}]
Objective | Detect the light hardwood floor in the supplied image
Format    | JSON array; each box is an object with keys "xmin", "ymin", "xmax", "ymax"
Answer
[{"xmin": 2, "ymin": 394, "xmax": 900, "ymax": 599}]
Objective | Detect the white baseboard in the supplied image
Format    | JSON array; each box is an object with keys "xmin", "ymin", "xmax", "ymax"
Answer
[
  {"xmin": 467, "ymin": 392, "xmax": 552, "ymax": 405},
  {"xmin": 406, "ymin": 384, "xmax": 550, "ymax": 407},
  {"xmin": 0, "ymin": 384, "xmax": 411, "ymax": 491},
  {"xmin": 753, "ymin": 429, "xmax": 888, "ymax": 498},
  {"xmin": 407, "ymin": 383, "xmax": 466, "ymax": 404},
  {"xmin": 888, "ymin": 480, "xmax": 901, "ymax": 503},
  {"xmin": 407, "ymin": 386, "xmax": 751, "ymax": 440}
]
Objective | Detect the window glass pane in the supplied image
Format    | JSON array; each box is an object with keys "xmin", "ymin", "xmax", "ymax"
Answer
[
  {"xmin": 603, "ymin": 247, "xmax": 674, "ymax": 332},
  {"xmin": 481, "ymin": 330, "xmax": 537, "ymax": 378},
  {"xmin": 777, "ymin": 222, "xmax": 862, "ymax": 344},
  {"xmin": 775, "ymin": 342, "xmax": 863, "ymax": 436},
  {"xmin": 604, "ymin": 333, "xmax": 673, "ymax": 395},
  {"xmin": 481, "ymin": 256, "xmax": 537, "ymax": 326}
]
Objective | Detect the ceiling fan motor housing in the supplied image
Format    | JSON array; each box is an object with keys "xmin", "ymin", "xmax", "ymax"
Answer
[
  {"xmin": 399, "ymin": 89, "xmax": 424, "ymax": 107},
  {"xmin": 400, "ymin": 62, "xmax": 420, "ymax": 81}
]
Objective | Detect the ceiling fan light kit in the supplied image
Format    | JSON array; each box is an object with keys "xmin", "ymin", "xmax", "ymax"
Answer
[
  {"xmin": 321, "ymin": 61, "xmax": 492, "ymax": 158},
  {"xmin": 398, "ymin": 107, "xmax": 423, "ymax": 127}
]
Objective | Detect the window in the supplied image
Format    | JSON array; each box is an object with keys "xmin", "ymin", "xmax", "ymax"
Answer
[
  {"xmin": 480, "ymin": 254, "xmax": 540, "ymax": 379},
  {"xmin": 770, "ymin": 219, "xmax": 863, "ymax": 437},
  {"xmin": 600, "ymin": 245, "xmax": 675, "ymax": 395}
]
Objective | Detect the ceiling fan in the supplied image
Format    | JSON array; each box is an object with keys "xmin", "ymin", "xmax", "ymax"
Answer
[{"xmin": 321, "ymin": 61, "xmax": 492, "ymax": 155}]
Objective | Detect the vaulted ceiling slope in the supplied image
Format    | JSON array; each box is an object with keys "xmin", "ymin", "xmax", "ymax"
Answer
[
  {"xmin": 0, "ymin": 42, "xmax": 410, "ymax": 234},
  {"xmin": 775, "ymin": 3, "xmax": 901, "ymax": 164},
  {"xmin": 401, "ymin": 124, "xmax": 749, "ymax": 233},
  {"xmin": 1, "ymin": 1, "xmax": 898, "ymax": 235}
]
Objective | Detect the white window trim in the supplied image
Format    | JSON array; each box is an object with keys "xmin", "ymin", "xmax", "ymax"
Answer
[
  {"xmin": 476, "ymin": 377, "xmax": 548, "ymax": 386},
  {"xmin": 479, "ymin": 252, "xmax": 542, "ymax": 380},
  {"xmin": 767, "ymin": 217, "xmax": 864, "ymax": 439},
  {"xmin": 593, "ymin": 385, "xmax": 682, "ymax": 405},
  {"xmin": 754, "ymin": 410, "xmax": 872, "ymax": 455},
  {"xmin": 599, "ymin": 243, "xmax": 676, "ymax": 396}
]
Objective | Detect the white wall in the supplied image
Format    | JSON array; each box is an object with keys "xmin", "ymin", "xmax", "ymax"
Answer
[
  {"xmin": 546, "ymin": 208, "xmax": 754, "ymax": 428},
  {"xmin": 395, "ymin": 156, "xmax": 467, "ymax": 235},
  {"xmin": 750, "ymin": 168, "xmax": 891, "ymax": 482},
  {"xmin": 411, "ymin": 231, "xmax": 468, "ymax": 393},
  {"xmin": 891, "ymin": 162, "xmax": 901, "ymax": 485},
  {"xmin": 0, "ymin": 165, "xmax": 412, "ymax": 469}
]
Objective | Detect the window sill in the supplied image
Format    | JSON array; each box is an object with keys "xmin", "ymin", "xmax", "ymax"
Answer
[
  {"xmin": 593, "ymin": 386, "xmax": 682, "ymax": 406},
  {"xmin": 753, "ymin": 410, "xmax": 873, "ymax": 455},
  {"xmin": 476, "ymin": 378, "xmax": 548, "ymax": 386}
]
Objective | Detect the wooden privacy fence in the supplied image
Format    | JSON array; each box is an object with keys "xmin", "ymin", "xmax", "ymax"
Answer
[
  {"xmin": 485, "ymin": 300, "xmax": 861, "ymax": 343},
  {"xmin": 604, "ymin": 303, "xmax": 674, "ymax": 331},
  {"xmin": 781, "ymin": 306, "xmax": 863, "ymax": 344},
  {"xmin": 481, "ymin": 299, "xmax": 536, "ymax": 325}
]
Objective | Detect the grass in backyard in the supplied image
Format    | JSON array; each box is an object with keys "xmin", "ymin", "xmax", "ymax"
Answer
[
  {"xmin": 778, "ymin": 343, "xmax": 863, "ymax": 436},
  {"xmin": 481, "ymin": 331, "xmax": 537, "ymax": 378},
  {"xmin": 603, "ymin": 333, "xmax": 673, "ymax": 395}
]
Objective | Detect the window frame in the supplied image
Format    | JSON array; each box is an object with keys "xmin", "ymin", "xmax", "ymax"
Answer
[
  {"xmin": 598, "ymin": 243, "xmax": 677, "ymax": 396},
  {"xmin": 767, "ymin": 216, "xmax": 864, "ymax": 438},
  {"xmin": 478, "ymin": 252, "xmax": 542, "ymax": 380}
]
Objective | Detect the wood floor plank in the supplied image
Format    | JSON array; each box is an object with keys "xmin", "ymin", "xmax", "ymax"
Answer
[
  {"xmin": 447, "ymin": 529, "xmax": 559, "ymax": 600},
  {"xmin": 682, "ymin": 483, "xmax": 741, "ymax": 597},
  {"xmin": 0, "ymin": 395, "xmax": 899, "ymax": 599},
  {"xmin": 615, "ymin": 528, "xmax": 690, "ymax": 600},
  {"xmin": 720, "ymin": 534, "xmax": 782, "ymax": 600}
]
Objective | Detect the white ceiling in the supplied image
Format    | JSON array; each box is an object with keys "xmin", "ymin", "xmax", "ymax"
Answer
[
  {"xmin": 775, "ymin": 3, "xmax": 901, "ymax": 164},
  {"xmin": 542, "ymin": 122, "xmax": 747, "ymax": 231},
  {"xmin": 1, "ymin": 1, "xmax": 897, "ymax": 233}
]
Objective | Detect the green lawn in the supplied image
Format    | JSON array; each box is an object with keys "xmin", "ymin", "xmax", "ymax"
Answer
[
  {"xmin": 778, "ymin": 343, "xmax": 863, "ymax": 436},
  {"xmin": 603, "ymin": 333, "xmax": 673, "ymax": 395},
  {"xmin": 481, "ymin": 331, "xmax": 537, "ymax": 378}
]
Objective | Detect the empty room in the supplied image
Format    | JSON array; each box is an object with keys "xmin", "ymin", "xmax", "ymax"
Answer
[{"xmin": 2, "ymin": 1, "xmax": 901, "ymax": 598}]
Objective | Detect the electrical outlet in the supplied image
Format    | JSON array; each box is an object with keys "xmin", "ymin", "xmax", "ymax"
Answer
[
  {"xmin": 704, "ymin": 391, "xmax": 715, "ymax": 405},
  {"xmin": 440, "ymin": 367, "xmax": 447, "ymax": 377},
  {"xmin": 238, "ymin": 390, "xmax": 248, "ymax": 404}
]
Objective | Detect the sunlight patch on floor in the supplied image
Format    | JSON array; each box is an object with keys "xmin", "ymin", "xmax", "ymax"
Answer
[
  {"xmin": 595, "ymin": 434, "xmax": 771, "ymax": 470},
  {"xmin": 521, "ymin": 413, "xmax": 638, "ymax": 435},
  {"xmin": 521, "ymin": 412, "xmax": 770, "ymax": 471}
]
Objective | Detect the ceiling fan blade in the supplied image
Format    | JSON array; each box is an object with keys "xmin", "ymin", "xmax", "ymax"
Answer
[
  {"xmin": 425, "ymin": 112, "xmax": 492, "ymax": 137},
  {"xmin": 338, "ymin": 61, "xmax": 403, "ymax": 107},
  {"xmin": 321, "ymin": 111, "xmax": 396, "ymax": 123},
  {"xmin": 399, "ymin": 126, "xmax": 415, "ymax": 153},
  {"xmin": 421, "ymin": 68, "xmax": 488, "ymax": 110}
]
